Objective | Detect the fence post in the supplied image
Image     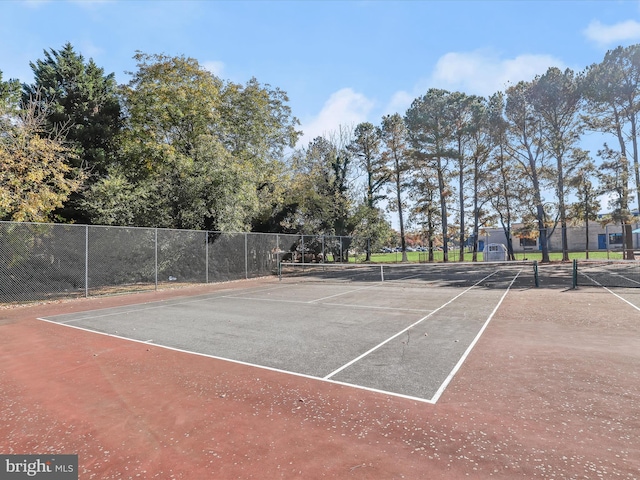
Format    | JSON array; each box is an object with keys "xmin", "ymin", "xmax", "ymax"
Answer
[
  {"xmin": 154, "ymin": 228, "xmax": 158, "ymax": 291},
  {"xmin": 245, "ymin": 232, "xmax": 248, "ymax": 279},
  {"xmin": 85, "ymin": 225, "xmax": 89, "ymax": 298},
  {"xmin": 205, "ymin": 231, "xmax": 209, "ymax": 284}
]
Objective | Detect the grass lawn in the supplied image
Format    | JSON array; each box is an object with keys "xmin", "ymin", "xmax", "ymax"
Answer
[{"xmin": 350, "ymin": 250, "xmax": 626, "ymax": 263}]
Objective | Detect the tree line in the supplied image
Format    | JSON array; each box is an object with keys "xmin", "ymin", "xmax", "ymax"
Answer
[{"xmin": 2, "ymin": 43, "xmax": 640, "ymax": 262}]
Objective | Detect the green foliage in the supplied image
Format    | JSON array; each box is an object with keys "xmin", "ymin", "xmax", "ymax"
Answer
[
  {"xmin": 86, "ymin": 52, "xmax": 300, "ymax": 232},
  {"xmin": 0, "ymin": 70, "xmax": 20, "ymax": 111},
  {"xmin": 380, "ymin": 113, "xmax": 411, "ymax": 260},
  {"xmin": 7, "ymin": 41, "xmax": 640, "ymax": 249},
  {"xmin": 348, "ymin": 122, "xmax": 389, "ymax": 209},
  {"xmin": 584, "ymin": 45, "xmax": 640, "ymax": 217},
  {"xmin": 24, "ymin": 43, "xmax": 122, "ymax": 176},
  {"xmin": 0, "ymin": 100, "xmax": 83, "ymax": 222},
  {"xmin": 567, "ymin": 160, "xmax": 601, "ymax": 225},
  {"xmin": 350, "ymin": 204, "xmax": 394, "ymax": 256},
  {"xmin": 219, "ymin": 77, "xmax": 301, "ymax": 163},
  {"xmin": 290, "ymin": 135, "xmax": 358, "ymax": 237},
  {"xmin": 405, "ymin": 90, "xmax": 460, "ymax": 260},
  {"xmin": 123, "ymin": 52, "xmax": 223, "ymax": 162}
]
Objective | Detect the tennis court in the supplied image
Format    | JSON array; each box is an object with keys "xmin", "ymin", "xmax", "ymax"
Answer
[
  {"xmin": 3, "ymin": 260, "xmax": 639, "ymax": 479},
  {"xmin": 38, "ymin": 262, "xmax": 529, "ymax": 403}
]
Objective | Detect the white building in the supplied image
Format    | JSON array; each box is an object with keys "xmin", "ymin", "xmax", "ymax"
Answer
[{"xmin": 479, "ymin": 221, "xmax": 640, "ymax": 254}]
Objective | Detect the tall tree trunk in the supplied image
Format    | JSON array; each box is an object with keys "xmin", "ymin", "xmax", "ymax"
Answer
[
  {"xmin": 437, "ymin": 156, "xmax": 448, "ymax": 262},
  {"xmin": 395, "ymin": 156, "xmax": 407, "ymax": 262},
  {"xmin": 458, "ymin": 141, "xmax": 465, "ymax": 262},
  {"xmin": 458, "ymin": 165, "xmax": 465, "ymax": 261},
  {"xmin": 528, "ymin": 153, "xmax": 549, "ymax": 262},
  {"xmin": 557, "ymin": 158, "xmax": 569, "ymax": 261},
  {"xmin": 472, "ymin": 155, "xmax": 480, "ymax": 262},
  {"xmin": 614, "ymin": 111, "xmax": 635, "ymax": 259},
  {"xmin": 632, "ymin": 116, "xmax": 640, "ymax": 216}
]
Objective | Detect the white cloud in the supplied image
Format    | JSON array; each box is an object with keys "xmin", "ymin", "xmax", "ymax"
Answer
[
  {"xmin": 427, "ymin": 50, "xmax": 567, "ymax": 96},
  {"xmin": 380, "ymin": 50, "xmax": 567, "ymax": 118},
  {"xmin": 583, "ymin": 19, "xmax": 640, "ymax": 47},
  {"xmin": 383, "ymin": 90, "xmax": 414, "ymax": 117},
  {"xmin": 297, "ymin": 50, "xmax": 568, "ymax": 150},
  {"xmin": 297, "ymin": 88, "xmax": 375, "ymax": 147},
  {"xmin": 202, "ymin": 60, "xmax": 225, "ymax": 77},
  {"xmin": 78, "ymin": 40, "xmax": 105, "ymax": 60}
]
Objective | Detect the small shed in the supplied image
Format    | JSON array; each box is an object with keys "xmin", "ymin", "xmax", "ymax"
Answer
[{"xmin": 483, "ymin": 243, "xmax": 508, "ymax": 261}]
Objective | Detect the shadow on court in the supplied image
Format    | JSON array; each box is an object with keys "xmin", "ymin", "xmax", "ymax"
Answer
[{"xmin": 41, "ymin": 278, "xmax": 515, "ymax": 403}]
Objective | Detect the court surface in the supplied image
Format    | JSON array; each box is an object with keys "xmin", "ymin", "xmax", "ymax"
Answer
[
  {"xmin": 3, "ymin": 264, "xmax": 640, "ymax": 479},
  {"xmin": 39, "ymin": 266, "xmax": 523, "ymax": 403}
]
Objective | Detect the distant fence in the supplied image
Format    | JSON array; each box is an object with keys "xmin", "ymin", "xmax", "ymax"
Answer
[{"xmin": 0, "ymin": 221, "xmax": 361, "ymax": 304}]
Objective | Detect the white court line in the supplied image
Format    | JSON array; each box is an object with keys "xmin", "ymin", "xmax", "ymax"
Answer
[
  {"xmin": 218, "ymin": 294, "xmax": 431, "ymax": 313},
  {"xmin": 280, "ymin": 271, "xmax": 432, "ymax": 305},
  {"xmin": 323, "ymin": 269, "xmax": 501, "ymax": 380},
  {"xmin": 309, "ymin": 283, "xmax": 383, "ymax": 303},
  {"xmin": 429, "ymin": 268, "xmax": 522, "ymax": 403},
  {"xmin": 296, "ymin": 272, "xmax": 438, "ymax": 305},
  {"xmin": 35, "ymin": 316, "xmax": 439, "ymax": 405},
  {"xmin": 37, "ymin": 267, "xmax": 519, "ymax": 405},
  {"xmin": 49, "ymin": 284, "xmax": 292, "ymax": 323},
  {"xmin": 223, "ymin": 282, "xmax": 381, "ymax": 304},
  {"xmin": 581, "ymin": 269, "xmax": 640, "ymax": 286},
  {"xmin": 580, "ymin": 272, "xmax": 640, "ymax": 312}
]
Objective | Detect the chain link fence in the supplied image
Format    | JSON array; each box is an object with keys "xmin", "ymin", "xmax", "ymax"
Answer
[{"xmin": 0, "ymin": 221, "xmax": 363, "ymax": 304}]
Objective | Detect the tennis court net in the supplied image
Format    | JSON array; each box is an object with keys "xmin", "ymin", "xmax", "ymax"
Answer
[
  {"xmin": 574, "ymin": 259, "xmax": 640, "ymax": 288},
  {"xmin": 278, "ymin": 261, "xmax": 536, "ymax": 289}
]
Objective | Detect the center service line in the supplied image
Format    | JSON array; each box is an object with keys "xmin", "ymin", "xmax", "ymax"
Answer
[
  {"xmin": 323, "ymin": 270, "xmax": 500, "ymax": 380},
  {"xmin": 309, "ymin": 272, "xmax": 430, "ymax": 304}
]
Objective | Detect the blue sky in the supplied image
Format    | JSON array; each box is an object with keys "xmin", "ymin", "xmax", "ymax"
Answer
[{"xmin": 2, "ymin": 0, "xmax": 640, "ymax": 150}]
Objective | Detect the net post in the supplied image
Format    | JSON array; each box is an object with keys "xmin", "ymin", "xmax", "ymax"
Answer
[
  {"xmin": 533, "ymin": 260, "xmax": 539, "ymax": 288},
  {"xmin": 278, "ymin": 261, "xmax": 282, "ymax": 281},
  {"xmin": 572, "ymin": 259, "xmax": 578, "ymax": 289}
]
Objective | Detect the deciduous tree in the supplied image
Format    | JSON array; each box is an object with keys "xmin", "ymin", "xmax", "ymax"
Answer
[{"xmin": 0, "ymin": 96, "xmax": 83, "ymax": 222}]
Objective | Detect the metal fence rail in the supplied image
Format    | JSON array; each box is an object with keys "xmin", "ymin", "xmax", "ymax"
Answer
[{"xmin": 0, "ymin": 221, "xmax": 360, "ymax": 304}]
